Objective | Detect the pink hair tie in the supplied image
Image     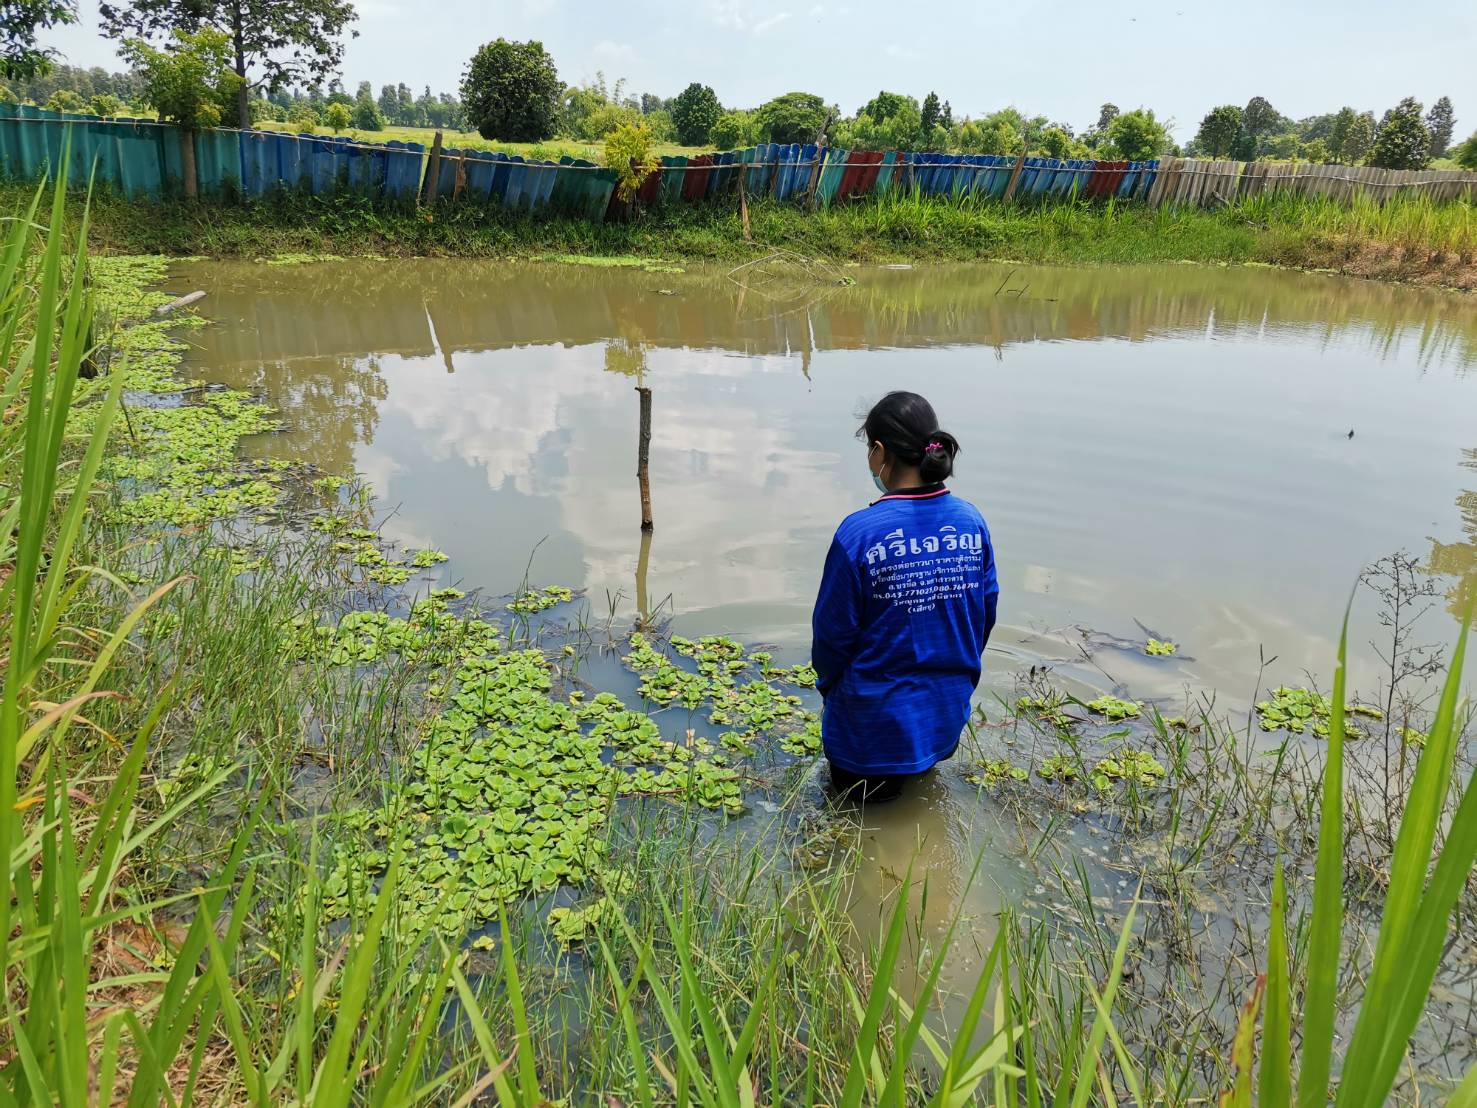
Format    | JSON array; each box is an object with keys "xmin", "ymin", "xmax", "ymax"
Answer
[{"xmin": 927, "ymin": 440, "xmax": 943, "ymax": 451}]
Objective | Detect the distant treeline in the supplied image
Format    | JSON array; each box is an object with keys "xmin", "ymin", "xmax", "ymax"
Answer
[{"xmin": 4, "ymin": 53, "xmax": 1474, "ymax": 172}]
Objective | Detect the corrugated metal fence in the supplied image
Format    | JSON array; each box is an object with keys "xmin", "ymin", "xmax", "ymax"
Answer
[{"xmin": 2, "ymin": 103, "xmax": 1473, "ymax": 218}]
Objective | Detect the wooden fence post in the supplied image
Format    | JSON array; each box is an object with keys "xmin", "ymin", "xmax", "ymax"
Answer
[
  {"xmin": 806, "ymin": 144, "xmax": 825, "ymax": 209},
  {"xmin": 1002, "ymin": 151, "xmax": 1028, "ymax": 202},
  {"xmin": 422, "ymin": 129, "xmax": 443, "ymax": 203}
]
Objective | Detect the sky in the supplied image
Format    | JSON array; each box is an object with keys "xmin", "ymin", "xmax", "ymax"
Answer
[{"xmin": 37, "ymin": 0, "xmax": 1477, "ymax": 142}]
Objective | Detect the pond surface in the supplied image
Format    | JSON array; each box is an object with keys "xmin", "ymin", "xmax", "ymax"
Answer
[
  {"xmin": 172, "ymin": 256, "xmax": 1477, "ymax": 974},
  {"xmin": 174, "ymin": 257, "xmax": 1477, "ymax": 700}
]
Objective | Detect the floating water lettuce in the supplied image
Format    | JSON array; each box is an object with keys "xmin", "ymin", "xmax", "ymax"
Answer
[
  {"xmin": 1145, "ymin": 639, "xmax": 1177, "ymax": 656},
  {"xmin": 548, "ymin": 897, "xmax": 610, "ymax": 947},
  {"xmin": 1090, "ymin": 749, "xmax": 1167, "ymax": 789},
  {"xmin": 409, "ymin": 548, "xmax": 450, "ymax": 568},
  {"xmin": 1037, "ymin": 753, "xmax": 1081, "ymax": 782},
  {"xmin": 966, "ymin": 759, "xmax": 1028, "ymax": 787},
  {"xmin": 508, "ymin": 586, "xmax": 575, "ymax": 614},
  {"xmin": 1017, "ymin": 692, "xmax": 1075, "ymax": 728},
  {"xmin": 1086, "ymin": 695, "xmax": 1142, "ymax": 721},
  {"xmin": 1255, "ymin": 686, "xmax": 1381, "ymax": 738}
]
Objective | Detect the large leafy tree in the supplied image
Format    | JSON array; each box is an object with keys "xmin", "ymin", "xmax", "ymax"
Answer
[
  {"xmin": 670, "ymin": 81, "xmax": 720, "ymax": 146},
  {"xmin": 99, "ymin": 0, "xmax": 358, "ymax": 130},
  {"xmin": 1368, "ymin": 96, "xmax": 1431, "ymax": 169},
  {"xmin": 1, "ymin": 0, "xmax": 77, "ymax": 79},
  {"xmin": 753, "ymin": 90, "xmax": 831, "ymax": 145},
  {"xmin": 1105, "ymin": 107, "xmax": 1168, "ymax": 161},
  {"xmin": 1425, "ymin": 95, "xmax": 1454, "ymax": 159},
  {"xmin": 460, "ymin": 37, "xmax": 560, "ymax": 142},
  {"xmin": 1342, "ymin": 113, "xmax": 1376, "ymax": 163},
  {"xmin": 1327, "ymin": 106, "xmax": 1358, "ymax": 162},
  {"xmin": 920, "ymin": 91, "xmax": 942, "ymax": 138},
  {"xmin": 1194, "ymin": 104, "xmax": 1243, "ymax": 157}
]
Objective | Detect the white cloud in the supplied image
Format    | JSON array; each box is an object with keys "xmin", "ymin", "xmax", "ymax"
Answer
[
  {"xmin": 752, "ymin": 11, "xmax": 792, "ymax": 34},
  {"xmin": 884, "ymin": 43, "xmax": 922, "ymax": 63},
  {"xmin": 708, "ymin": 0, "xmax": 749, "ymax": 30},
  {"xmin": 590, "ymin": 40, "xmax": 640, "ymax": 68}
]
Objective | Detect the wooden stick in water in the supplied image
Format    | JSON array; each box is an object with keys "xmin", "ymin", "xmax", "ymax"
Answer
[{"xmin": 636, "ymin": 386, "xmax": 653, "ymax": 531}]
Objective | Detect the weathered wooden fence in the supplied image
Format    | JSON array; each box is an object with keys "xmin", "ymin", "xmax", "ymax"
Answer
[{"xmin": 2, "ymin": 103, "xmax": 1473, "ymax": 219}]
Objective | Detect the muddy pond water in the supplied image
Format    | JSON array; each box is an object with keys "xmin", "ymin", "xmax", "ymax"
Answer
[{"xmin": 171, "ymin": 256, "xmax": 1477, "ymax": 990}]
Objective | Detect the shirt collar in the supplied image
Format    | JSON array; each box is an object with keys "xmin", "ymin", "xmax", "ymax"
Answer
[{"xmin": 870, "ymin": 482, "xmax": 950, "ymax": 506}]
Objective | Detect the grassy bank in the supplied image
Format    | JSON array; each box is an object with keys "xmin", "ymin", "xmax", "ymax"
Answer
[
  {"xmin": 12, "ymin": 176, "xmax": 1476, "ymax": 289},
  {"xmin": 7, "ymin": 166, "xmax": 1477, "ymax": 1104}
]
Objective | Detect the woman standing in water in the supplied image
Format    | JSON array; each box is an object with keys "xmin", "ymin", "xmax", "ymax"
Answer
[{"xmin": 811, "ymin": 391, "xmax": 999, "ymax": 802}]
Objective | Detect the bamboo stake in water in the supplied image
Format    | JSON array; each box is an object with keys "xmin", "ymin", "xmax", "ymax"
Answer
[{"xmin": 636, "ymin": 385, "xmax": 653, "ymax": 531}]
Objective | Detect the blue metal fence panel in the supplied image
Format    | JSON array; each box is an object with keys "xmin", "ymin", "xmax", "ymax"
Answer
[{"xmin": 384, "ymin": 140, "xmax": 422, "ymax": 199}]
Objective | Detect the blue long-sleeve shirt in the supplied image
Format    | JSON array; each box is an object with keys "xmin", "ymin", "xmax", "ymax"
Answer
[{"xmin": 811, "ymin": 485, "xmax": 998, "ymax": 776}]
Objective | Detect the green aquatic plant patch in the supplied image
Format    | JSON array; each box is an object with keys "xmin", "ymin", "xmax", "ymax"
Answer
[
  {"xmin": 1145, "ymin": 638, "xmax": 1178, "ymax": 656},
  {"xmin": 966, "ymin": 759, "xmax": 1028, "ymax": 788},
  {"xmin": 1037, "ymin": 752, "xmax": 1082, "ymax": 782},
  {"xmin": 1017, "ymin": 692, "xmax": 1075, "ymax": 728},
  {"xmin": 1255, "ymin": 685, "xmax": 1382, "ymax": 738},
  {"xmin": 508, "ymin": 585, "xmax": 575, "ymax": 614},
  {"xmin": 1086, "ymin": 695, "xmax": 1143, "ymax": 721},
  {"xmin": 1091, "ymin": 749, "xmax": 1167, "ymax": 790}
]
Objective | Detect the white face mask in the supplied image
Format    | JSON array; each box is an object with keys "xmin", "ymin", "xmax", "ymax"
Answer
[{"xmin": 868, "ymin": 444, "xmax": 887, "ymax": 494}]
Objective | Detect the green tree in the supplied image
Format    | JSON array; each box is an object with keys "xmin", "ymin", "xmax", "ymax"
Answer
[
  {"xmin": 1263, "ymin": 131, "xmax": 1302, "ymax": 160},
  {"xmin": 0, "ymin": 85, "xmax": 18, "ymax": 104},
  {"xmin": 1302, "ymin": 137, "xmax": 1330, "ymax": 164},
  {"xmin": 1241, "ymin": 95, "xmax": 1281, "ymax": 147},
  {"xmin": 835, "ymin": 90, "xmax": 922, "ymax": 151},
  {"xmin": 1194, "ymin": 104, "xmax": 1243, "ymax": 157},
  {"xmin": 89, "ymin": 91, "xmax": 126, "ymax": 116},
  {"xmin": 351, "ymin": 92, "xmax": 382, "ymax": 130},
  {"xmin": 1105, "ymin": 107, "xmax": 1168, "ymax": 160},
  {"xmin": 753, "ymin": 90, "xmax": 831, "ymax": 145},
  {"xmin": 1096, "ymin": 103, "xmax": 1119, "ymax": 131},
  {"xmin": 324, "ymin": 99, "xmax": 350, "ymax": 132},
  {"xmin": 1327, "ymin": 106, "xmax": 1358, "ymax": 161},
  {"xmin": 121, "ymin": 27, "xmax": 242, "ymax": 196},
  {"xmin": 1453, "ymin": 131, "xmax": 1477, "ymax": 170},
  {"xmin": 98, "ymin": 0, "xmax": 358, "ymax": 130},
  {"xmin": 670, "ymin": 81, "xmax": 720, "ymax": 146},
  {"xmin": 1342, "ymin": 113, "xmax": 1375, "ymax": 163},
  {"xmin": 1368, "ymin": 96, "xmax": 1431, "ymax": 169},
  {"xmin": 287, "ymin": 100, "xmax": 316, "ymax": 133},
  {"xmin": 460, "ymin": 37, "xmax": 560, "ymax": 142},
  {"xmin": 1425, "ymin": 95, "xmax": 1454, "ymax": 159},
  {"xmin": 920, "ymin": 91, "xmax": 940, "ymax": 136},
  {"xmin": 710, "ymin": 109, "xmax": 758, "ymax": 149},
  {"xmin": 1037, "ymin": 126, "xmax": 1076, "ymax": 159},
  {"xmin": 1, "ymin": 0, "xmax": 77, "ymax": 79},
  {"xmin": 43, "ymin": 87, "xmax": 87, "ymax": 112},
  {"xmin": 376, "ymin": 82, "xmax": 397, "ymax": 121}
]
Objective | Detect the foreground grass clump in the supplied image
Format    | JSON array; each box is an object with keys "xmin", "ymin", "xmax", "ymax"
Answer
[{"xmin": 15, "ymin": 176, "xmax": 1476, "ymax": 288}]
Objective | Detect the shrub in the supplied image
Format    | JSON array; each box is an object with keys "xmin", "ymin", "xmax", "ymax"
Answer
[
  {"xmin": 1105, "ymin": 108, "xmax": 1169, "ymax": 161},
  {"xmin": 324, "ymin": 101, "xmax": 351, "ymax": 133},
  {"xmin": 43, "ymin": 88, "xmax": 88, "ymax": 113},
  {"xmin": 1453, "ymin": 131, "xmax": 1477, "ymax": 170},
  {"xmin": 602, "ymin": 121, "xmax": 660, "ymax": 202}
]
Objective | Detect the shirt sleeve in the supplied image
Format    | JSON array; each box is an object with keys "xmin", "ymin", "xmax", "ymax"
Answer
[{"xmin": 811, "ymin": 535, "xmax": 863, "ymax": 696}]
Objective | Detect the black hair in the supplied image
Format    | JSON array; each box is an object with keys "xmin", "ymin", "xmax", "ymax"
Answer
[{"xmin": 858, "ymin": 391, "xmax": 960, "ymax": 483}]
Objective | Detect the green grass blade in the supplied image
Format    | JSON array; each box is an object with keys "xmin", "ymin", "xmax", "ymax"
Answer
[
  {"xmin": 1296, "ymin": 613, "xmax": 1348, "ymax": 1108},
  {"xmin": 498, "ymin": 913, "xmax": 543, "ymax": 1105},
  {"xmin": 840, "ymin": 877, "xmax": 912, "ymax": 1108},
  {"xmin": 1068, "ymin": 893, "xmax": 1139, "ymax": 1108},
  {"xmin": 1338, "ymin": 611, "xmax": 1471, "ymax": 1107},
  {"xmin": 1259, "ymin": 860, "xmax": 1292, "ymax": 1107}
]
